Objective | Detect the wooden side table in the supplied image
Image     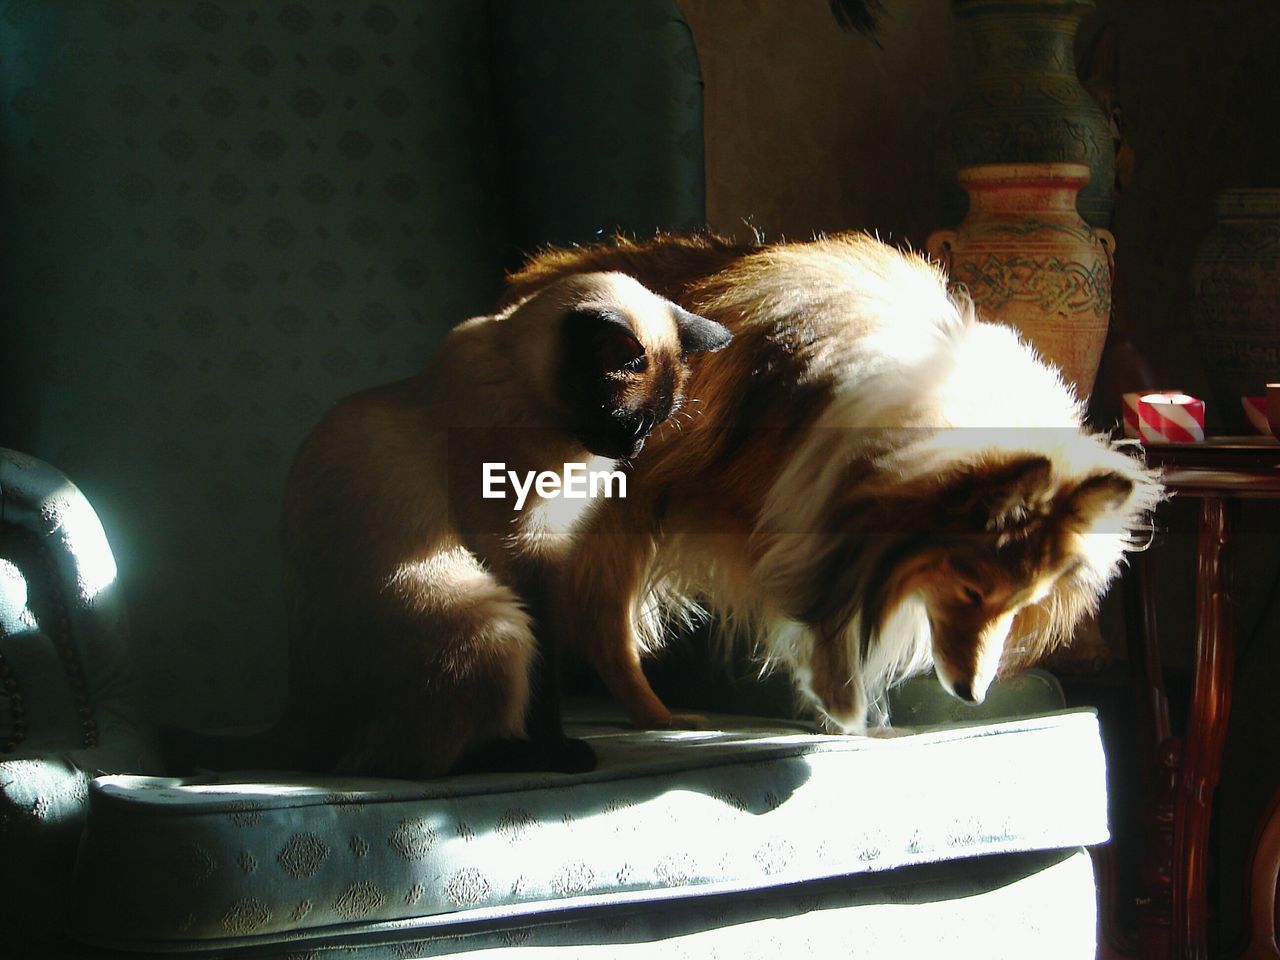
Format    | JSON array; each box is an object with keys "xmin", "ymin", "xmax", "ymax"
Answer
[{"xmin": 1131, "ymin": 439, "xmax": 1280, "ymax": 960}]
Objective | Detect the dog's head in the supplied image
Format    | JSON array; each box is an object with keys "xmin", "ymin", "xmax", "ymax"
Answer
[
  {"xmin": 909, "ymin": 454, "xmax": 1144, "ymax": 703},
  {"xmin": 547, "ymin": 273, "xmax": 732, "ymax": 460},
  {"xmin": 801, "ymin": 445, "xmax": 1158, "ymax": 711}
]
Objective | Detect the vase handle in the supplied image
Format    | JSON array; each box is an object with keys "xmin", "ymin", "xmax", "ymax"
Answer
[
  {"xmin": 1096, "ymin": 227, "xmax": 1117, "ymax": 283},
  {"xmin": 926, "ymin": 229, "xmax": 958, "ymax": 273}
]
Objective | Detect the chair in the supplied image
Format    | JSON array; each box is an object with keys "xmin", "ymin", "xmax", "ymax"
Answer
[{"xmin": 0, "ymin": 3, "xmax": 1107, "ymax": 956}]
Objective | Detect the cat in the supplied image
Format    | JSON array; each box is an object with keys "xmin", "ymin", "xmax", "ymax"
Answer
[
  {"xmin": 503, "ymin": 232, "xmax": 1161, "ymax": 735},
  {"xmin": 278, "ymin": 271, "xmax": 731, "ymax": 778}
]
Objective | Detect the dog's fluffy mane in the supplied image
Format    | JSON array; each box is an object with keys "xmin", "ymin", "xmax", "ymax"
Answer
[{"xmin": 510, "ymin": 231, "xmax": 1161, "ymax": 730}]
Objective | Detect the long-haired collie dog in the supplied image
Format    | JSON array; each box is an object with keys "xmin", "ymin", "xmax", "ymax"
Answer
[{"xmin": 505, "ymin": 232, "xmax": 1161, "ymax": 733}]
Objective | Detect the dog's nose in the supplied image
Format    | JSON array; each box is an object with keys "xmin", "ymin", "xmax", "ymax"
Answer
[{"xmin": 952, "ymin": 679, "xmax": 976, "ymax": 703}]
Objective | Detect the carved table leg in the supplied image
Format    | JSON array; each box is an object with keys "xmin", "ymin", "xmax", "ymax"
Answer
[
  {"xmin": 1131, "ymin": 542, "xmax": 1173, "ymax": 752},
  {"xmin": 1130, "ymin": 543, "xmax": 1176, "ymax": 959},
  {"xmin": 1139, "ymin": 736, "xmax": 1182, "ymax": 960},
  {"xmin": 1174, "ymin": 495, "xmax": 1238, "ymax": 960}
]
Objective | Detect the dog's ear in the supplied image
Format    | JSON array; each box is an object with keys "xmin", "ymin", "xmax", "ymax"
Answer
[
  {"xmin": 1061, "ymin": 471, "xmax": 1134, "ymax": 525},
  {"xmin": 950, "ymin": 455, "xmax": 1054, "ymax": 532},
  {"xmin": 793, "ymin": 523, "xmax": 930, "ymax": 662},
  {"xmin": 672, "ymin": 306, "xmax": 732, "ymax": 355}
]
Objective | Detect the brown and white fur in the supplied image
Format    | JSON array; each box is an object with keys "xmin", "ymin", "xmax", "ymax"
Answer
[
  {"xmin": 506, "ymin": 233, "xmax": 1162, "ymax": 733},
  {"xmin": 280, "ymin": 271, "xmax": 730, "ymax": 777}
]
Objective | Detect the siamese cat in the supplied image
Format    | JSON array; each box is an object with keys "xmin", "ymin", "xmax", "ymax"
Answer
[{"xmin": 279, "ymin": 271, "xmax": 731, "ymax": 778}]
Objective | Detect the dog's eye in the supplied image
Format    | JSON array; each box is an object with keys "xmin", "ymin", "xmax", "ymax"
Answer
[
  {"xmin": 622, "ymin": 354, "xmax": 649, "ymax": 373},
  {"xmin": 961, "ymin": 585, "xmax": 984, "ymax": 607}
]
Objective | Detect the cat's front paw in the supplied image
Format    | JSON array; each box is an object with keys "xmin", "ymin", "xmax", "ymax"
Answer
[
  {"xmin": 667, "ymin": 712, "xmax": 708, "ymax": 730},
  {"xmin": 630, "ymin": 708, "xmax": 708, "ymax": 731}
]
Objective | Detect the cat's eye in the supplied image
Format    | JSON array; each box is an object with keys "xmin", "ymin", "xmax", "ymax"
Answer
[{"xmin": 594, "ymin": 329, "xmax": 646, "ymax": 373}]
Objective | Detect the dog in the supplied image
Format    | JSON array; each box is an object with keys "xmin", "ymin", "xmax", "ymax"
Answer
[{"xmin": 505, "ymin": 232, "xmax": 1161, "ymax": 732}]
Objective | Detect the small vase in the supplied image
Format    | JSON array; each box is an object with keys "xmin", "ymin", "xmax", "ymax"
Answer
[
  {"xmin": 936, "ymin": 0, "xmax": 1115, "ymax": 229},
  {"xmin": 1190, "ymin": 188, "xmax": 1280, "ymax": 433},
  {"xmin": 927, "ymin": 162, "xmax": 1115, "ymax": 399}
]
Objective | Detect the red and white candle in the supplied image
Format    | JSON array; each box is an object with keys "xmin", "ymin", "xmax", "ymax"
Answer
[{"xmin": 1123, "ymin": 391, "xmax": 1205, "ymax": 443}]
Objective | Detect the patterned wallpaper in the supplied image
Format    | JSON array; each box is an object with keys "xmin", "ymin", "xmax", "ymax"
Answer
[{"xmin": 0, "ymin": 1, "xmax": 509, "ymax": 726}]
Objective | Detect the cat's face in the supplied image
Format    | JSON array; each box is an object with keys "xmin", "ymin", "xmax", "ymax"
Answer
[{"xmin": 556, "ymin": 276, "xmax": 731, "ymax": 460}]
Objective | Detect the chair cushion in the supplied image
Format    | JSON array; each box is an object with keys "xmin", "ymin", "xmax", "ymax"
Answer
[{"xmin": 67, "ymin": 689, "xmax": 1107, "ymax": 951}]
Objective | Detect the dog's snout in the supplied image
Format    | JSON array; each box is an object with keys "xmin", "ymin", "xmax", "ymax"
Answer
[{"xmin": 934, "ymin": 662, "xmax": 985, "ymax": 705}]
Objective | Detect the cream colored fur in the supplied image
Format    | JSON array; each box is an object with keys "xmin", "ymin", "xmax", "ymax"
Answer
[{"xmin": 281, "ymin": 272, "xmax": 699, "ymax": 776}]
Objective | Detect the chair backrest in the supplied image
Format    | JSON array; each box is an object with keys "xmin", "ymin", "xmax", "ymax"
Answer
[{"xmin": 0, "ymin": 0, "xmax": 705, "ymax": 729}]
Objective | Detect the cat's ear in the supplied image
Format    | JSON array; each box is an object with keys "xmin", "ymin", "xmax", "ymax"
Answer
[{"xmin": 673, "ymin": 306, "xmax": 732, "ymax": 355}]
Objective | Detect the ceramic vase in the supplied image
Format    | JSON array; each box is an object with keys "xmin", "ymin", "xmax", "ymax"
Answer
[
  {"xmin": 927, "ymin": 162, "xmax": 1115, "ymax": 399},
  {"xmin": 936, "ymin": 0, "xmax": 1115, "ymax": 229},
  {"xmin": 1190, "ymin": 188, "xmax": 1280, "ymax": 432}
]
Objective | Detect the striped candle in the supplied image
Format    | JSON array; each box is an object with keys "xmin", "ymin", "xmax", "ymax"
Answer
[
  {"xmin": 1121, "ymin": 392, "xmax": 1144, "ymax": 439},
  {"xmin": 1242, "ymin": 396, "xmax": 1271, "ymax": 435},
  {"xmin": 1124, "ymin": 391, "xmax": 1205, "ymax": 443}
]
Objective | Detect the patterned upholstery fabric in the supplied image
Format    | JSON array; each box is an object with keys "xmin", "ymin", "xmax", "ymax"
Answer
[
  {"xmin": 68, "ymin": 692, "xmax": 1106, "ymax": 950},
  {"xmin": 70, "ymin": 849, "xmax": 1099, "ymax": 959}
]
